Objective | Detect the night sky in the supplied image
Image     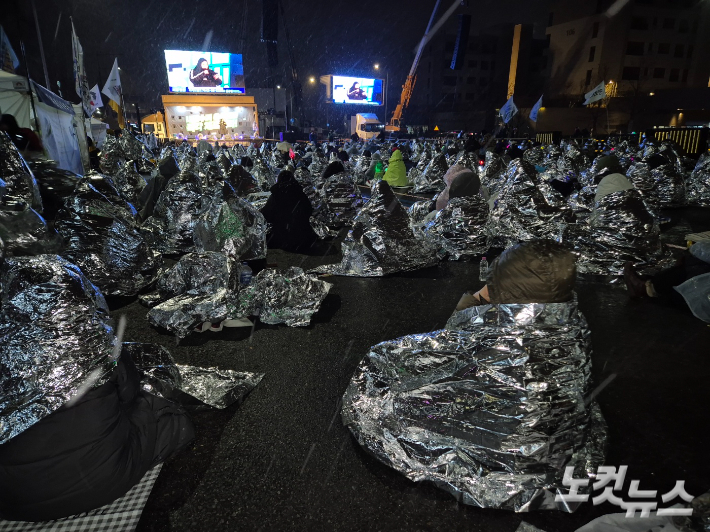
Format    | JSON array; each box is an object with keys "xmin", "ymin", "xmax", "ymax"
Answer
[{"xmin": 1, "ymin": 0, "xmax": 548, "ymax": 118}]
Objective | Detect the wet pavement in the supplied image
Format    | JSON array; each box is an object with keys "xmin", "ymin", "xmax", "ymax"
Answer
[{"xmin": 112, "ymin": 207, "xmax": 710, "ymax": 532}]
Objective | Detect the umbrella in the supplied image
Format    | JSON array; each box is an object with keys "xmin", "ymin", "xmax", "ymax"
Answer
[{"xmin": 276, "ymin": 142, "xmax": 293, "ymax": 152}]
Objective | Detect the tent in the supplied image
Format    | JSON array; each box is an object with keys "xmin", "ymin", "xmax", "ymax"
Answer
[
  {"xmin": 0, "ymin": 71, "xmax": 32, "ymax": 127},
  {"xmin": 0, "ymin": 71, "xmax": 84, "ymax": 175}
]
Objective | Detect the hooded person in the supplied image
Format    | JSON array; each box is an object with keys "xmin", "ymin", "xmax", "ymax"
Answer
[
  {"xmin": 342, "ymin": 240, "xmax": 606, "ymax": 511},
  {"xmin": 311, "ymin": 180, "xmax": 437, "ymax": 276},
  {"xmin": 382, "ymin": 148, "xmax": 408, "ymax": 187},
  {"xmin": 0, "ymin": 256, "xmax": 194, "ymax": 521},
  {"xmin": 435, "ymin": 164, "xmax": 478, "ymax": 211},
  {"xmin": 364, "ymin": 153, "xmax": 383, "ymax": 182},
  {"xmin": 261, "ymin": 170, "xmax": 319, "ymax": 253},
  {"xmin": 422, "ymin": 170, "xmax": 489, "ymax": 259}
]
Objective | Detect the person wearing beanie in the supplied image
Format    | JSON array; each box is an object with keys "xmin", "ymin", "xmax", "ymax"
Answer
[{"xmin": 435, "ymin": 164, "xmax": 480, "ymax": 211}]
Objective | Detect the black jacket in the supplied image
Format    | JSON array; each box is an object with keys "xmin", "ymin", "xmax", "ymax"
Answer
[
  {"xmin": 0, "ymin": 353, "xmax": 193, "ymax": 521},
  {"xmin": 261, "ymin": 171, "xmax": 318, "ymax": 252}
]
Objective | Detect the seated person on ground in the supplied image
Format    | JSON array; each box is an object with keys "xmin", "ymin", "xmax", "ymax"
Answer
[{"xmin": 455, "ymin": 239, "xmax": 576, "ymax": 311}]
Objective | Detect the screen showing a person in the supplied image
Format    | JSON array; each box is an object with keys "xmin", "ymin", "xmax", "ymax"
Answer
[
  {"xmin": 164, "ymin": 50, "xmax": 245, "ymax": 93},
  {"xmin": 332, "ymin": 76, "xmax": 383, "ymax": 106}
]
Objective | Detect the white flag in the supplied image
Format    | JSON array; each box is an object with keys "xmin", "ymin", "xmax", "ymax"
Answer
[
  {"xmin": 529, "ymin": 95, "xmax": 543, "ymax": 123},
  {"xmin": 102, "ymin": 58, "xmax": 122, "ymax": 105},
  {"xmin": 88, "ymin": 84, "xmax": 103, "ymax": 115},
  {"xmin": 1, "ymin": 25, "xmax": 20, "ymax": 73},
  {"xmin": 499, "ymin": 96, "xmax": 518, "ymax": 124},
  {"xmin": 71, "ymin": 20, "xmax": 92, "ymax": 116},
  {"xmin": 584, "ymin": 81, "xmax": 606, "ymax": 106}
]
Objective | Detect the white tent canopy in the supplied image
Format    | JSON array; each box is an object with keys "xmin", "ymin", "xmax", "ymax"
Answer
[{"xmin": 0, "ymin": 71, "xmax": 84, "ymax": 174}]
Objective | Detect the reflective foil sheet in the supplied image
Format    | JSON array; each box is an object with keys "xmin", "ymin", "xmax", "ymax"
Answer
[
  {"xmin": 490, "ymin": 160, "xmax": 574, "ymax": 249},
  {"xmin": 143, "ymin": 170, "xmax": 210, "ymax": 255},
  {"xmin": 294, "ymin": 167, "xmax": 321, "ymax": 212},
  {"xmin": 312, "ymin": 182, "xmax": 439, "ymax": 276},
  {"xmin": 119, "ymin": 132, "xmax": 145, "ymax": 162},
  {"xmin": 0, "ymin": 132, "xmax": 43, "ymax": 211},
  {"xmin": 99, "ymin": 135, "xmax": 123, "ymax": 175},
  {"xmin": 0, "ymin": 255, "xmax": 116, "ymax": 445},
  {"xmin": 479, "ymin": 151, "xmax": 507, "ymax": 197},
  {"xmin": 0, "ymin": 206, "xmax": 62, "ymax": 256},
  {"xmin": 342, "ymin": 298, "xmax": 607, "ymax": 512},
  {"xmin": 54, "ymin": 176, "xmax": 162, "ymax": 296},
  {"xmin": 562, "ymin": 189, "xmax": 672, "ymax": 277},
  {"xmin": 423, "ymin": 196, "xmax": 490, "ymax": 260},
  {"xmin": 193, "ymin": 197, "xmax": 267, "ymax": 261},
  {"xmin": 175, "ymin": 365, "xmax": 264, "ymax": 409},
  {"xmin": 236, "ymin": 266, "xmax": 332, "ymax": 327},
  {"xmin": 251, "ymin": 156, "xmax": 275, "ymax": 190},
  {"xmin": 122, "ymin": 342, "xmax": 264, "ymax": 409},
  {"xmin": 146, "ymin": 251, "xmax": 240, "ymax": 338},
  {"xmin": 314, "ymin": 172, "xmax": 364, "ymax": 229},
  {"xmin": 687, "ymin": 152, "xmax": 710, "ymax": 207},
  {"xmin": 114, "ymin": 161, "xmax": 147, "ymax": 204},
  {"xmin": 412, "ymin": 153, "xmax": 449, "ymax": 193}
]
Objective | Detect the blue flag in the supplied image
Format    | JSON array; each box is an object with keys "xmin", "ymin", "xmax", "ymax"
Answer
[{"xmin": 529, "ymin": 95, "xmax": 543, "ymax": 123}]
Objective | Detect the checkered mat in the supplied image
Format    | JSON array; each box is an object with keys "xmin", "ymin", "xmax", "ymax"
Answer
[{"xmin": 0, "ymin": 464, "xmax": 163, "ymax": 532}]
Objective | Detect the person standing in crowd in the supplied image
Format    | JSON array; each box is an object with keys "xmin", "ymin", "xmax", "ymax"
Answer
[{"xmin": 0, "ymin": 114, "xmax": 43, "ymax": 154}]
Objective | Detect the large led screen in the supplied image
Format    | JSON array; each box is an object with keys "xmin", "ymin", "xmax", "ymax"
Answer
[
  {"xmin": 332, "ymin": 76, "xmax": 383, "ymax": 106},
  {"xmin": 164, "ymin": 50, "xmax": 245, "ymax": 93}
]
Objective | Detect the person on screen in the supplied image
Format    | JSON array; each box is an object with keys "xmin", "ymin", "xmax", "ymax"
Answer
[
  {"xmin": 190, "ymin": 58, "xmax": 222, "ymax": 87},
  {"xmin": 347, "ymin": 82, "xmax": 367, "ymax": 100}
]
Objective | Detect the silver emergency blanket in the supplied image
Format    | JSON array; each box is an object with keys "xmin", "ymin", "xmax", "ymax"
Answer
[
  {"xmin": 0, "ymin": 206, "xmax": 62, "ymax": 256},
  {"xmin": 687, "ymin": 152, "xmax": 710, "ymax": 207},
  {"xmin": 146, "ymin": 251, "xmax": 240, "ymax": 339},
  {"xmin": 0, "ymin": 255, "xmax": 116, "ymax": 445},
  {"xmin": 236, "ymin": 267, "xmax": 332, "ymax": 327},
  {"xmin": 142, "ymin": 170, "xmax": 210, "ymax": 255},
  {"xmin": 454, "ymin": 151, "xmax": 481, "ymax": 171},
  {"xmin": 478, "ymin": 151, "xmax": 507, "ymax": 197},
  {"xmin": 113, "ymin": 160, "xmax": 147, "ymax": 204},
  {"xmin": 408, "ymin": 199, "xmax": 434, "ymax": 229},
  {"xmin": 523, "ymin": 147, "xmax": 545, "ymax": 166},
  {"xmin": 99, "ymin": 135, "xmax": 123, "ymax": 175},
  {"xmin": 0, "ymin": 133, "xmax": 43, "ymax": 211},
  {"xmin": 314, "ymin": 171, "xmax": 364, "ymax": 229},
  {"xmin": 118, "ymin": 132, "xmax": 145, "ymax": 162},
  {"xmin": 353, "ymin": 155, "xmax": 371, "ymax": 184},
  {"xmin": 312, "ymin": 182, "xmax": 438, "ymax": 277},
  {"xmin": 342, "ymin": 298, "xmax": 607, "ymax": 512},
  {"xmin": 193, "ymin": 197, "xmax": 267, "ymax": 261},
  {"xmin": 54, "ymin": 176, "xmax": 163, "ymax": 297},
  {"xmin": 251, "ymin": 155, "xmax": 274, "ymax": 190},
  {"xmin": 412, "ymin": 153, "xmax": 449, "ymax": 193},
  {"xmin": 626, "ymin": 162, "xmax": 686, "ymax": 211},
  {"xmin": 489, "ymin": 159, "xmax": 574, "ymax": 249},
  {"xmin": 423, "ymin": 196, "xmax": 490, "ymax": 260},
  {"xmin": 562, "ymin": 189, "xmax": 672, "ymax": 277},
  {"xmin": 122, "ymin": 343, "xmax": 264, "ymax": 410},
  {"xmin": 294, "ymin": 167, "xmax": 321, "ymax": 212}
]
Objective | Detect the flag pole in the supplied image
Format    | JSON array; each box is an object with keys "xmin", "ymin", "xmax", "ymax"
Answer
[
  {"xmin": 30, "ymin": 0, "xmax": 51, "ymax": 89},
  {"xmin": 19, "ymin": 41, "xmax": 43, "ymax": 138}
]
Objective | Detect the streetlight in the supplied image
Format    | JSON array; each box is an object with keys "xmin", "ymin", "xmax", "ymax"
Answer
[
  {"xmin": 374, "ymin": 63, "xmax": 380, "ymax": 70},
  {"xmin": 277, "ymin": 85, "xmax": 281, "ymax": 89},
  {"xmin": 309, "ymin": 77, "xmax": 315, "ymax": 84}
]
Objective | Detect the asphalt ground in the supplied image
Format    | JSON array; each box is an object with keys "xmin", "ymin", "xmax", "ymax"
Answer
[{"xmin": 109, "ymin": 206, "xmax": 710, "ymax": 532}]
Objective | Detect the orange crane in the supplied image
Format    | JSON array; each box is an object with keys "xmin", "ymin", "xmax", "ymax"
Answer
[{"xmin": 389, "ymin": 0, "xmax": 464, "ymax": 130}]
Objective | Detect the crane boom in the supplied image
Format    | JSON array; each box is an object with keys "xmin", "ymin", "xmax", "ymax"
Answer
[{"xmin": 389, "ymin": 0, "xmax": 462, "ymax": 129}]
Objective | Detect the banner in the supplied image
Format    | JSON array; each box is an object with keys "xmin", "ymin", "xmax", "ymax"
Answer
[
  {"xmin": 108, "ymin": 99, "xmax": 125, "ymax": 128},
  {"xmin": 584, "ymin": 81, "xmax": 606, "ymax": 106},
  {"xmin": 499, "ymin": 96, "xmax": 518, "ymax": 124},
  {"xmin": 71, "ymin": 19, "xmax": 92, "ymax": 116},
  {"xmin": 1, "ymin": 25, "xmax": 19, "ymax": 73},
  {"xmin": 529, "ymin": 95, "xmax": 543, "ymax": 123},
  {"xmin": 88, "ymin": 84, "xmax": 103, "ymax": 115},
  {"xmin": 102, "ymin": 58, "xmax": 122, "ymax": 105}
]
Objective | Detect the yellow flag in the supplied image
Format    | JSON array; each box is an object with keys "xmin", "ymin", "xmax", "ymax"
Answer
[{"xmin": 108, "ymin": 99, "xmax": 125, "ymax": 128}]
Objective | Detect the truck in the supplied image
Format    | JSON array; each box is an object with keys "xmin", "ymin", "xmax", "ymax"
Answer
[{"xmin": 350, "ymin": 113, "xmax": 384, "ymax": 140}]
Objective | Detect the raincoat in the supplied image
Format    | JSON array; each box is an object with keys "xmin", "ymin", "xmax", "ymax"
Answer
[{"xmin": 382, "ymin": 149, "xmax": 408, "ymax": 187}]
